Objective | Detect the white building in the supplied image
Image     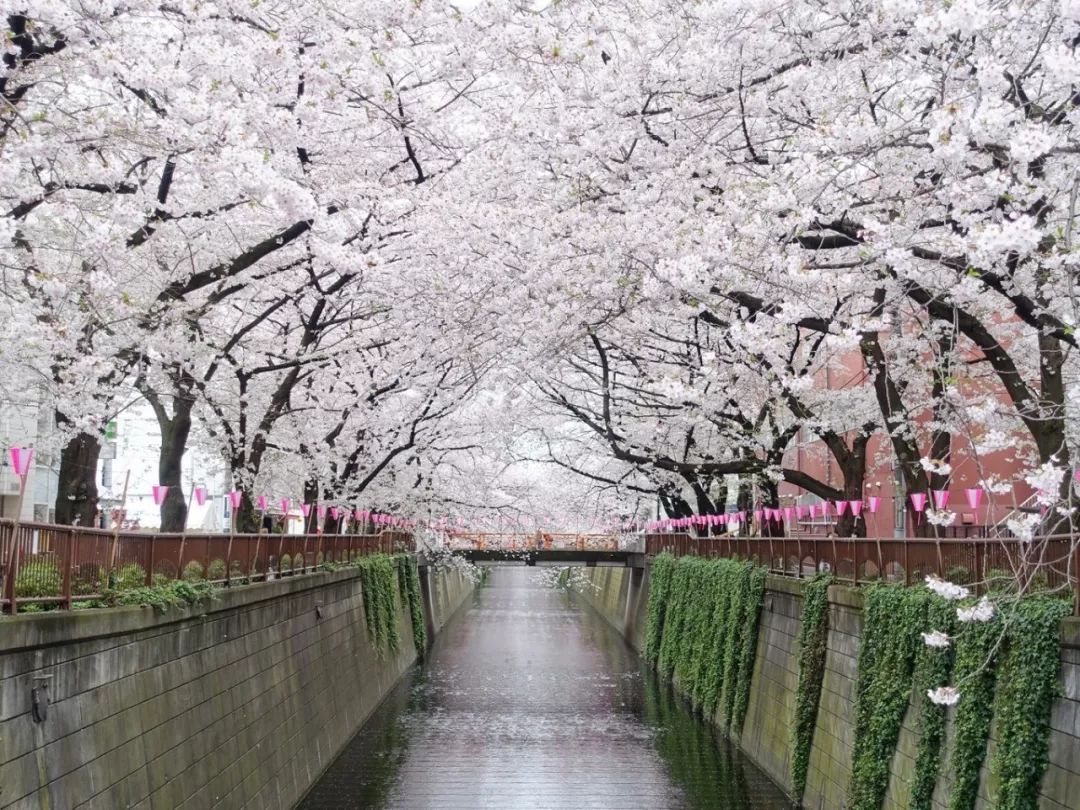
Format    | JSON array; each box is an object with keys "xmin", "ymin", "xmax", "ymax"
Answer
[{"xmin": 0, "ymin": 401, "xmax": 60, "ymax": 523}]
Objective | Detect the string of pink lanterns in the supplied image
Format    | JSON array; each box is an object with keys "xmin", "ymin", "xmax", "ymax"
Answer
[{"xmin": 645, "ymin": 487, "xmax": 990, "ymax": 533}]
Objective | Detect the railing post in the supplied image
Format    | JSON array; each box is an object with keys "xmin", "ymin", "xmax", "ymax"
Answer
[
  {"xmin": 146, "ymin": 534, "xmax": 155, "ymax": 586},
  {"xmin": 5, "ymin": 525, "xmax": 21, "ymax": 615},
  {"xmin": 62, "ymin": 528, "xmax": 74, "ymax": 610}
]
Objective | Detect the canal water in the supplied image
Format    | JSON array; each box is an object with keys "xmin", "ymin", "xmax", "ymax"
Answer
[{"xmin": 298, "ymin": 567, "xmax": 792, "ymax": 809}]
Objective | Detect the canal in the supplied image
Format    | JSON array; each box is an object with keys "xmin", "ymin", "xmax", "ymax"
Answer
[{"xmin": 298, "ymin": 567, "xmax": 792, "ymax": 809}]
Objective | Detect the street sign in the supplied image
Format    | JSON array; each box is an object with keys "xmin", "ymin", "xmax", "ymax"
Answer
[
  {"xmin": 100, "ymin": 441, "xmax": 117, "ymax": 460},
  {"xmin": 104, "ymin": 420, "xmax": 118, "ymax": 440}
]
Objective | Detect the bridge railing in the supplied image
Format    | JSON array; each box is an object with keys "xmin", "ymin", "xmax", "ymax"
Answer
[
  {"xmin": 446, "ymin": 532, "xmax": 629, "ymax": 552},
  {"xmin": 644, "ymin": 533, "xmax": 1080, "ymax": 614},
  {"xmin": 0, "ymin": 519, "xmax": 414, "ymax": 614}
]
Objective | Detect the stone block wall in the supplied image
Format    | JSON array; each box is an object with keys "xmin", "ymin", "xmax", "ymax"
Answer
[
  {"xmin": 0, "ymin": 565, "xmax": 473, "ymax": 810},
  {"xmin": 580, "ymin": 564, "xmax": 1080, "ymax": 810}
]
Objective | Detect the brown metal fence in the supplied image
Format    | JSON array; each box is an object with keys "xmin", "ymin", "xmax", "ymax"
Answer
[
  {"xmin": 644, "ymin": 533, "xmax": 1080, "ymax": 614},
  {"xmin": 0, "ymin": 519, "xmax": 414, "ymax": 613}
]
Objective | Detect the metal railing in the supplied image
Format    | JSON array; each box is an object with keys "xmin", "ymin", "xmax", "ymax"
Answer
[
  {"xmin": 644, "ymin": 533, "xmax": 1080, "ymax": 614},
  {"xmin": 0, "ymin": 519, "xmax": 414, "ymax": 614}
]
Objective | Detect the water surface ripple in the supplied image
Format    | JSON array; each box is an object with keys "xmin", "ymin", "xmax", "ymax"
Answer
[{"xmin": 298, "ymin": 567, "xmax": 792, "ymax": 809}]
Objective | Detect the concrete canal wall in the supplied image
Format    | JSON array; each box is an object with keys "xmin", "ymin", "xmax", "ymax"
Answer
[
  {"xmin": 0, "ymin": 564, "xmax": 474, "ymax": 810},
  {"xmin": 580, "ymin": 565, "xmax": 1080, "ymax": 810}
]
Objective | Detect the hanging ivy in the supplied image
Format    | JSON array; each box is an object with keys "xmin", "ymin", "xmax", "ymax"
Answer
[
  {"xmin": 729, "ymin": 564, "xmax": 767, "ymax": 732},
  {"xmin": 642, "ymin": 554, "xmax": 767, "ymax": 734},
  {"xmin": 946, "ymin": 612, "xmax": 1000, "ymax": 810},
  {"xmin": 357, "ymin": 554, "xmax": 401, "ymax": 655},
  {"xmin": 848, "ymin": 585, "xmax": 928, "ymax": 810},
  {"xmin": 790, "ymin": 572, "xmax": 832, "ymax": 799},
  {"xmin": 644, "ymin": 553, "xmax": 676, "ymax": 664},
  {"xmin": 909, "ymin": 595, "xmax": 955, "ymax": 810},
  {"xmin": 396, "ymin": 554, "xmax": 427, "ymax": 659},
  {"xmin": 991, "ymin": 596, "xmax": 1071, "ymax": 810}
]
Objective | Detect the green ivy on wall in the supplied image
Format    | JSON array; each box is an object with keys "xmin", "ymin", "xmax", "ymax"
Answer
[
  {"xmin": 397, "ymin": 555, "xmax": 427, "ymax": 659},
  {"xmin": 644, "ymin": 552, "xmax": 676, "ymax": 665},
  {"xmin": 991, "ymin": 596, "xmax": 1071, "ymax": 810},
  {"xmin": 642, "ymin": 554, "xmax": 767, "ymax": 734},
  {"xmin": 909, "ymin": 595, "xmax": 955, "ymax": 810},
  {"xmin": 358, "ymin": 554, "xmax": 401, "ymax": 655},
  {"xmin": 848, "ymin": 585, "xmax": 928, "ymax": 810},
  {"xmin": 791, "ymin": 572, "xmax": 832, "ymax": 798},
  {"xmin": 946, "ymin": 611, "xmax": 1001, "ymax": 810}
]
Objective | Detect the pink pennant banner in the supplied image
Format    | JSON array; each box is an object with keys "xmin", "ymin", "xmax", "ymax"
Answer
[
  {"xmin": 194, "ymin": 486, "xmax": 207, "ymax": 506},
  {"xmin": 835, "ymin": 500, "xmax": 848, "ymax": 516},
  {"xmin": 280, "ymin": 498, "xmax": 291, "ymax": 514},
  {"xmin": 228, "ymin": 491, "xmax": 242, "ymax": 510},
  {"xmin": 257, "ymin": 495, "xmax": 268, "ymax": 512},
  {"xmin": 9, "ymin": 447, "xmax": 33, "ymax": 477},
  {"xmin": 301, "ymin": 503, "xmax": 312, "ymax": 517},
  {"xmin": 964, "ymin": 488, "xmax": 983, "ymax": 510},
  {"xmin": 910, "ymin": 492, "xmax": 927, "ymax": 512},
  {"xmin": 317, "ymin": 505, "xmax": 327, "ymax": 519},
  {"xmin": 932, "ymin": 490, "xmax": 949, "ymax": 510},
  {"xmin": 783, "ymin": 507, "xmax": 793, "ymax": 523},
  {"xmin": 820, "ymin": 501, "xmax": 829, "ymax": 517},
  {"xmin": 867, "ymin": 496, "xmax": 881, "ymax": 514},
  {"xmin": 796, "ymin": 504, "xmax": 807, "ymax": 519},
  {"xmin": 849, "ymin": 500, "xmax": 863, "ymax": 517},
  {"xmin": 152, "ymin": 485, "xmax": 169, "ymax": 506},
  {"xmin": 331, "ymin": 507, "xmax": 340, "ymax": 520},
  {"xmin": 754, "ymin": 509, "xmax": 763, "ymax": 521}
]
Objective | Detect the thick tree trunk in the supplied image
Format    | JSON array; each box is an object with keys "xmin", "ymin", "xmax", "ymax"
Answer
[
  {"xmin": 157, "ymin": 407, "xmax": 192, "ymax": 531},
  {"xmin": 302, "ymin": 478, "xmax": 318, "ymax": 533},
  {"xmin": 54, "ymin": 423, "xmax": 100, "ymax": 526}
]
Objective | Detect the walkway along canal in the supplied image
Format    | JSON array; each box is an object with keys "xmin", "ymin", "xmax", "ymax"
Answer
[{"xmin": 298, "ymin": 566, "xmax": 791, "ymax": 809}]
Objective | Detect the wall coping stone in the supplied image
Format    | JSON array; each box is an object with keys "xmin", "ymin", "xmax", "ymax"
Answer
[{"xmin": 0, "ymin": 567, "xmax": 369, "ymax": 654}]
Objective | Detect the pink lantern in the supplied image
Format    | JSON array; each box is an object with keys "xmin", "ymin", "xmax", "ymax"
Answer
[
  {"xmin": 301, "ymin": 503, "xmax": 312, "ymax": 517},
  {"xmin": 964, "ymin": 488, "xmax": 984, "ymax": 510},
  {"xmin": 256, "ymin": 495, "xmax": 268, "ymax": 512},
  {"xmin": 910, "ymin": 492, "xmax": 927, "ymax": 512},
  {"xmin": 152, "ymin": 485, "xmax": 169, "ymax": 506},
  {"xmin": 280, "ymin": 498, "xmax": 291, "ymax": 514},
  {"xmin": 753, "ymin": 509, "xmax": 763, "ymax": 522},
  {"xmin": 331, "ymin": 507, "xmax": 340, "ymax": 520},
  {"xmin": 193, "ymin": 486, "xmax": 208, "ymax": 506},
  {"xmin": 835, "ymin": 500, "xmax": 848, "ymax": 516},
  {"xmin": 820, "ymin": 501, "xmax": 830, "ymax": 517},
  {"xmin": 932, "ymin": 490, "xmax": 949, "ymax": 510},
  {"xmin": 849, "ymin": 500, "xmax": 863, "ymax": 517},
  {"xmin": 783, "ymin": 507, "xmax": 793, "ymax": 523},
  {"xmin": 795, "ymin": 504, "xmax": 807, "ymax": 520},
  {"xmin": 868, "ymin": 495, "xmax": 881, "ymax": 514},
  {"xmin": 227, "ymin": 490, "xmax": 242, "ymax": 510},
  {"xmin": 318, "ymin": 505, "xmax": 327, "ymax": 519},
  {"xmin": 9, "ymin": 447, "xmax": 33, "ymax": 477}
]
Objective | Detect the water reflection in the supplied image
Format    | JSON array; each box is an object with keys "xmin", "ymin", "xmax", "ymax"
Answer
[{"xmin": 298, "ymin": 567, "xmax": 792, "ymax": 809}]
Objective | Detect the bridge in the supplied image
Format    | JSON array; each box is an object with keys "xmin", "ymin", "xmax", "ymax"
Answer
[{"xmin": 425, "ymin": 532, "xmax": 646, "ymax": 568}]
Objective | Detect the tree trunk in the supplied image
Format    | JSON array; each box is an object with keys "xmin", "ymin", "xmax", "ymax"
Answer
[
  {"xmin": 158, "ymin": 407, "xmax": 192, "ymax": 531},
  {"xmin": 54, "ymin": 424, "xmax": 100, "ymax": 526},
  {"xmin": 302, "ymin": 478, "xmax": 318, "ymax": 533}
]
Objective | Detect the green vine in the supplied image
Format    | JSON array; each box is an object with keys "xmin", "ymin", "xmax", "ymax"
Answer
[
  {"xmin": 729, "ymin": 564, "xmax": 767, "ymax": 731},
  {"xmin": 946, "ymin": 612, "xmax": 1000, "ymax": 810},
  {"xmin": 357, "ymin": 554, "xmax": 401, "ymax": 655},
  {"xmin": 909, "ymin": 595, "xmax": 955, "ymax": 810},
  {"xmin": 791, "ymin": 572, "xmax": 832, "ymax": 798},
  {"xmin": 848, "ymin": 584, "xmax": 927, "ymax": 810},
  {"xmin": 397, "ymin": 555, "xmax": 427, "ymax": 659},
  {"xmin": 644, "ymin": 553, "xmax": 676, "ymax": 665},
  {"xmin": 991, "ymin": 596, "xmax": 1071, "ymax": 810},
  {"xmin": 643, "ymin": 554, "xmax": 767, "ymax": 734}
]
